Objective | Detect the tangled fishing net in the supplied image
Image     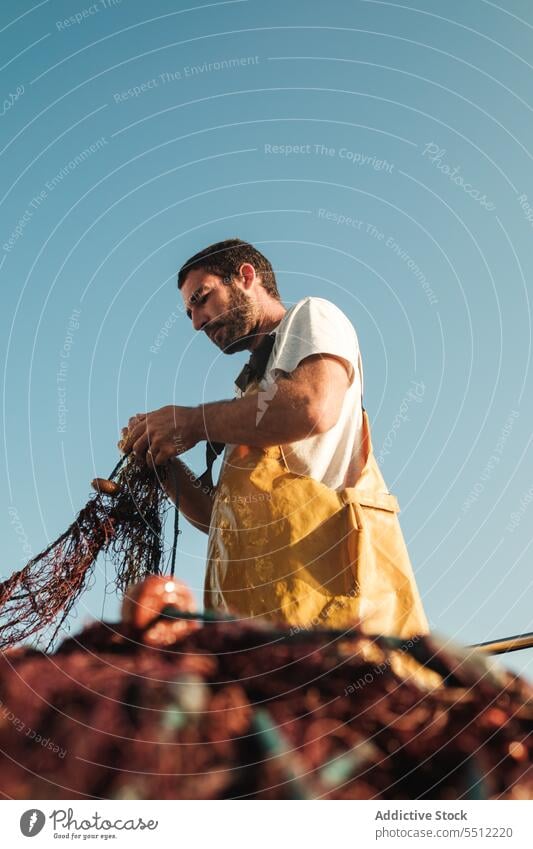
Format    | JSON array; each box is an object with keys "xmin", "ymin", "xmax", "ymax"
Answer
[
  {"xmin": 0, "ymin": 453, "xmax": 175, "ymax": 650},
  {"xmin": 1, "ymin": 444, "xmax": 531, "ymax": 800},
  {"xmin": 0, "ymin": 578, "xmax": 531, "ymax": 800}
]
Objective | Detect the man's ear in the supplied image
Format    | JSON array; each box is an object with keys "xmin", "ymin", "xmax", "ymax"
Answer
[{"xmin": 238, "ymin": 262, "xmax": 256, "ymax": 290}]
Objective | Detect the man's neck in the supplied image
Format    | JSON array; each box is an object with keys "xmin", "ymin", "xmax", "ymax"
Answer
[{"xmin": 248, "ymin": 301, "xmax": 287, "ymax": 351}]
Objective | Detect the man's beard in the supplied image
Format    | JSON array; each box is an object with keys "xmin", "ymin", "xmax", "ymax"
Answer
[{"xmin": 207, "ymin": 286, "xmax": 259, "ymax": 354}]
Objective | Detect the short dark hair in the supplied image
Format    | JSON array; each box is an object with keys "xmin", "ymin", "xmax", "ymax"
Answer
[{"xmin": 177, "ymin": 238, "xmax": 281, "ymax": 301}]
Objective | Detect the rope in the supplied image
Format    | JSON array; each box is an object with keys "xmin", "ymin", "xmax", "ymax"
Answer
[
  {"xmin": 109, "ymin": 452, "xmax": 180, "ymax": 578},
  {"xmin": 108, "ymin": 454, "xmax": 127, "ymax": 481},
  {"xmin": 169, "ymin": 462, "xmax": 180, "ymax": 578}
]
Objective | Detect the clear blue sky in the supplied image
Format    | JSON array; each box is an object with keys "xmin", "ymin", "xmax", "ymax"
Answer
[{"xmin": 2, "ymin": 0, "xmax": 533, "ymax": 678}]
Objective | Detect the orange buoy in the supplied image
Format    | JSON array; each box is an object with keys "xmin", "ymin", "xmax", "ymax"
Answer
[
  {"xmin": 122, "ymin": 575, "xmax": 200, "ymax": 646},
  {"xmin": 91, "ymin": 478, "xmax": 121, "ymax": 497}
]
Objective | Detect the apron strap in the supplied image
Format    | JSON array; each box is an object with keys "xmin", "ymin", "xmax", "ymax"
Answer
[
  {"xmin": 198, "ymin": 439, "xmax": 225, "ymax": 490},
  {"xmin": 197, "ymin": 333, "xmax": 277, "ymax": 487}
]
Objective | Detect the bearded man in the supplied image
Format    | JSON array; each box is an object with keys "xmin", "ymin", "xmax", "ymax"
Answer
[{"xmin": 121, "ymin": 238, "xmax": 428, "ymax": 636}]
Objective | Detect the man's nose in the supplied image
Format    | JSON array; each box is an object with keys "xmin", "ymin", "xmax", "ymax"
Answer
[{"xmin": 192, "ymin": 307, "xmax": 210, "ymax": 333}]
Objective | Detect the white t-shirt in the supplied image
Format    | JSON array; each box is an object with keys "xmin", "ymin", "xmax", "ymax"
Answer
[{"xmin": 235, "ymin": 296, "xmax": 365, "ymax": 490}]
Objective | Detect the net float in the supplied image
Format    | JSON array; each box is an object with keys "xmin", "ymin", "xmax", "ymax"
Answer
[
  {"xmin": 91, "ymin": 477, "xmax": 121, "ymax": 497},
  {"xmin": 122, "ymin": 575, "xmax": 200, "ymax": 645}
]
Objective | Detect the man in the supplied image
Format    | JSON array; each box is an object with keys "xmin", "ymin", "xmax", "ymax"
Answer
[
  {"xmin": 121, "ymin": 238, "xmax": 428, "ymax": 635},
  {"xmin": 122, "ymin": 238, "xmax": 364, "ymax": 498}
]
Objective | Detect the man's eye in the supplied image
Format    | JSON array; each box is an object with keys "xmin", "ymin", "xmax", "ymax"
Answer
[{"xmin": 187, "ymin": 292, "xmax": 209, "ymax": 319}]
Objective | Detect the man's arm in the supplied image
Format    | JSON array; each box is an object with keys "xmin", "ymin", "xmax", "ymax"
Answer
[
  {"xmin": 161, "ymin": 457, "xmax": 216, "ymax": 534},
  {"xmin": 199, "ymin": 354, "xmax": 351, "ymax": 447},
  {"xmin": 122, "ymin": 354, "xmax": 351, "ymax": 466}
]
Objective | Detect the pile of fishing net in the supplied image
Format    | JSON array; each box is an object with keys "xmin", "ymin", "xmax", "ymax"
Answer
[{"xmin": 0, "ymin": 576, "xmax": 531, "ymax": 800}]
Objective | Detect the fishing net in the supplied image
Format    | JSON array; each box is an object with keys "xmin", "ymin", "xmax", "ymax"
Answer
[
  {"xmin": 0, "ymin": 454, "xmax": 174, "ymax": 651},
  {"xmin": 0, "ymin": 582, "xmax": 531, "ymax": 800}
]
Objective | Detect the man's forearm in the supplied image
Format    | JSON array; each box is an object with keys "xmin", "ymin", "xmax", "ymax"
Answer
[
  {"xmin": 121, "ymin": 356, "xmax": 346, "ymax": 466},
  {"xmin": 195, "ymin": 379, "xmax": 320, "ymax": 448},
  {"xmin": 162, "ymin": 458, "xmax": 216, "ymax": 534}
]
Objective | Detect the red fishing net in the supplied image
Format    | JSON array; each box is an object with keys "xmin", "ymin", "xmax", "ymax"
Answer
[
  {"xmin": 0, "ymin": 576, "xmax": 531, "ymax": 800},
  {"xmin": 0, "ymin": 457, "xmax": 171, "ymax": 650}
]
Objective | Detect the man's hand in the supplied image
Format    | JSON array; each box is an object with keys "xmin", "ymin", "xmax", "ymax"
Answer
[{"xmin": 119, "ymin": 405, "xmax": 203, "ymax": 467}]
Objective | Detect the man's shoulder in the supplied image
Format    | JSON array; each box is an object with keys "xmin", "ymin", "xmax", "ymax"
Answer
[
  {"xmin": 286, "ymin": 295, "xmax": 345, "ymax": 311},
  {"xmin": 278, "ymin": 296, "xmax": 356, "ymax": 336}
]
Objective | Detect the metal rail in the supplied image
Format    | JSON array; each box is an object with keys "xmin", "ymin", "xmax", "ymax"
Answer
[
  {"xmin": 157, "ymin": 606, "xmax": 533, "ymax": 656},
  {"xmin": 469, "ymin": 631, "xmax": 533, "ymax": 656}
]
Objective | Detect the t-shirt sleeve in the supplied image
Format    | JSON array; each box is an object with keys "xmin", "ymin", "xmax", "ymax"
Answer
[{"xmin": 268, "ymin": 297, "xmax": 361, "ymax": 386}]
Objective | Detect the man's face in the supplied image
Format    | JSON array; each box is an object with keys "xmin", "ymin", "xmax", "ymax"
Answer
[{"xmin": 180, "ymin": 268, "xmax": 259, "ymax": 354}]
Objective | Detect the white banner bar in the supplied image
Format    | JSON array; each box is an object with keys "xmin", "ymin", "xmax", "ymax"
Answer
[{"xmin": 2, "ymin": 799, "xmax": 532, "ymax": 848}]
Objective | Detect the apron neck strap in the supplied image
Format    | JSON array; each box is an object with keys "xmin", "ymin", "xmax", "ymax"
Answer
[{"xmin": 200, "ymin": 333, "xmax": 277, "ymax": 486}]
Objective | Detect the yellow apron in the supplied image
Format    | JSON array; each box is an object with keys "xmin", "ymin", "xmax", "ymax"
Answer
[{"xmin": 205, "ymin": 387, "xmax": 429, "ymax": 639}]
